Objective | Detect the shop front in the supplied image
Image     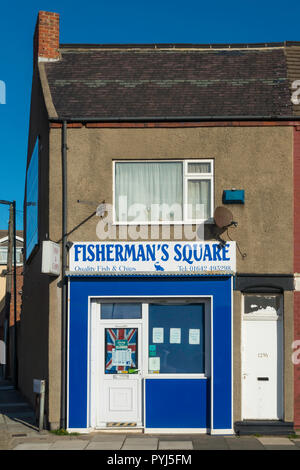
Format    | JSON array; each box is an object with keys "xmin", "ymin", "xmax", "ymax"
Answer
[{"xmin": 66, "ymin": 241, "xmax": 236, "ymax": 434}]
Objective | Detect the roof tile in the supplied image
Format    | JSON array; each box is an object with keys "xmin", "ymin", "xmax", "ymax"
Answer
[{"xmin": 44, "ymin": 47, "xmax": 297, "ymax": 119}]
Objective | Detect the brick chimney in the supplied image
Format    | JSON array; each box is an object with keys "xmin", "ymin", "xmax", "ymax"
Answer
[{"xmin": 34, "ymin": 11, "xmax": 60, "ymax": 62}]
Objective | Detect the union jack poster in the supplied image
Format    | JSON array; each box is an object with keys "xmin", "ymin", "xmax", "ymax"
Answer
[{"xmin": 105, "ymin": 328, "xmax": 138, "ymax": 374}]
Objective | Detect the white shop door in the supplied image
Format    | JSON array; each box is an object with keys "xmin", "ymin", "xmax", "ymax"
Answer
[
  {"xmin": 97, "ymin": 324, "xmax": 142, "ymax": 427},
  {"xmin": 242, "ymin": 294, "xmax": 283, "ymax": 420}
]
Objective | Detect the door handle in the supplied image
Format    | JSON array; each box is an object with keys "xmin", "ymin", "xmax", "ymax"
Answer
[{"xmin": 257, "ymin": 377, "xmax": 269, "ymax": 381}]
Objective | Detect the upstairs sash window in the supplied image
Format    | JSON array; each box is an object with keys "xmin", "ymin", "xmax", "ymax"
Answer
[{"xmin": 114, "ymin": 160, "xmax": 213, "ymax": 223}]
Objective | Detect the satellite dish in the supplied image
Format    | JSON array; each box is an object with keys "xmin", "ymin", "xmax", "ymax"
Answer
[{"xmin": 214, "ymin": 206, "xmax": 234, "ymax": 228}]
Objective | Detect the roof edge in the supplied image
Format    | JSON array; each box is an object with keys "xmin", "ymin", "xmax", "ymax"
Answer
[
  {"xmin": 38, "ymin": 62, "xmax": 58, "ymax": 119},
  {"xmin": 48, "ymin": 115, "xmax": 300, "ymax": 123},
  {"xmin": 58, "ymin": 41, "xmax": 292, "ymax": 50}
]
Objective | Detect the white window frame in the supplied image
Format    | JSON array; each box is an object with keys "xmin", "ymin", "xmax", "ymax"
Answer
[
  {"xmin": 143, "ymin": 299, "xmax": 211, "ymax": 378},
  {"xmin": 0, "ymin": 246, "xmax": 23, "ymax": 266},
  {"xmin": 112, "ymin": 159, "xmax": 214, "ymax": 225},
  {"xmin": 0, "ymin": 247, "xmax": 7, "ymax": 264}
]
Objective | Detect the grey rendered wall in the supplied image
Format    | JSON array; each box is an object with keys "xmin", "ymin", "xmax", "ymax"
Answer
[
  {"xmin": 49, "ymin": 125, "xmax": 294, "ymax": 274},
  {"xmin": 46, "ymin": 124, "xmax": 294, "ymax": 427},
  {"xmin": 19, "ymin": 65, "xmax": 51, "ymax": 416}
]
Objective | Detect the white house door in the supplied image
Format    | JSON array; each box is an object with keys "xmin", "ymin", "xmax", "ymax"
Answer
[
  {"xmin": 242, "ymin": 294, "xmax": 283, "ymax": 420},
  {"xmin": 97, "ymin": 324, "xmax": 142, "ymax": 427}
]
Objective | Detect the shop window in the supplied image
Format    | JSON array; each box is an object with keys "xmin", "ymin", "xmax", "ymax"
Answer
[
  {"xmin": 148, "ymin": 304, "xmax": 205, "ymax": 374},
  {"xmin": 114, "ymin": 160, "xmax": 213, "ymax": 223},
  {"xmin": 243, "ymin": 294, "xmax": 282, "ymax": 318},
  {"xmin": 101, "ymin": 303, "xmax": 142, "ymax": 319},
  {"xmin": 105, "ymin": 327, "xmax": 138, "ymax": 374}
]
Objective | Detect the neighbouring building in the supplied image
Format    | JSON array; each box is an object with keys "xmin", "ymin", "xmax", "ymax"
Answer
[
  {"xmin": 20, "ymin": 10, "xmax": 300, "ymax": 434},
  {"xmin": 0, "ymin": 230, "xmax": 23, "ymax": 378}
]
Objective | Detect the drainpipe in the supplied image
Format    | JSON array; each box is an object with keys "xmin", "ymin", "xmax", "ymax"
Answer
[{"xmin": 60, "ymin": 120, "xmax": 68, "ymax": 429}]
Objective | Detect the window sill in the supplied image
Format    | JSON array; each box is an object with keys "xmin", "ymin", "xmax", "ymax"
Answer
[
  {"xmin": 242, "ymin": 315, "xmax": 281, "ymax": 321},
  {"xmin": 112, "ymin": 218, "xmax": 214, "ymax": 226},
  {"xmin": 144, "ymin": 374, "xmax": 208, "ymax": 379}
]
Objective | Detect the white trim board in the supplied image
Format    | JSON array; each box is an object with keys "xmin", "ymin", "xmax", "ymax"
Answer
[
  {"xmin": 210, "ymin": 429, "xmax": 234, "ymax": 435},
  {"xmin": 144, "ymin": 428, "xmax": 208, "ymax": 434},
  {"xmin": 66, "ymin": 427, "xmax": 93, "ymax": 434},
  {"xmin": 0, "ymin": 235, "xmax": 24, "ymax": 244}
]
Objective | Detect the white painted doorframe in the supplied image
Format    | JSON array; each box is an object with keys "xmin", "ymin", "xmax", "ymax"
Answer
[
  {"xmin": 89, "ymin": 300, "xmax": 143, "ymax": 429},
  {"xmin": 241, "ymin": 295, "xmax": 284, "ymax": 420}
]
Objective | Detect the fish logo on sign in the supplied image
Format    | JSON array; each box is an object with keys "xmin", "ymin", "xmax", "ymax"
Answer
[
  {"xmin": 105, "ymin": 328, "xmax": 137, "ymax": 373},
  {"xmin": 154, "ymin": 262, "xmax": 164, "ymax": 271}
]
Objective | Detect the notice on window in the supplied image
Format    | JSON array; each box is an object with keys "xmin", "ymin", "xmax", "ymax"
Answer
[
  {"xmin": 153, "ymin": 327, "xmax": 164, "ymax": 343},
  {"xmin": 149, "ymin": 357, "xmax": 160, "ymax": 372},
  {"xmin": 112, "ymin": 348, "xmax": 132, "ymax": 366},
  {"xmin": 149, "ymin": 345, "xmax": 156, "ymax": 356},
  {"xmin": 170, "ymin": 328, "xmax": 181, "ymax": 344},
  {"xmin": 189, "ymin": 329, "xmax": 200, "ymax": 345}
]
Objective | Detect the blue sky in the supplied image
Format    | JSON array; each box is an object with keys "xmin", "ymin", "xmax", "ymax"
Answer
[{"xmin": 0, "ymin": 0, "xmax": 300, "ymax": 230}]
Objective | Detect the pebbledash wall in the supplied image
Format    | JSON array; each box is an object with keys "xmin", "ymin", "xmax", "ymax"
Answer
[
  {"xmin": 48, "ymin": 125, "xmax": 294, "ymax": 274},
  {"xmin": 20, "ymin": 120, "xmax": 296, "ymax": 431},
  {"xmin": 44, "ymin": 123, "xmax": 294, "ymax": 432}
]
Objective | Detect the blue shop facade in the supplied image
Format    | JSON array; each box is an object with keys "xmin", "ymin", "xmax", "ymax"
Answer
[{"xmin": 66, "ymin": 241, "xmax": 235, "ymax": 434}]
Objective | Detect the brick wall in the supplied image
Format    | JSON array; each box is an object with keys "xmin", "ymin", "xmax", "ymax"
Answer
[
  {"xmin": 294, "ymin": 127, "xmax": 300, "ymax": 427},
  {"xmin": 34, "ymin": 11, "xmax": 60, "ymax": 61}
]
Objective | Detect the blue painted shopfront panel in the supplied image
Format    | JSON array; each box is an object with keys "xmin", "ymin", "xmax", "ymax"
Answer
[
  {"xmin": 213, "ymin": 289, "xmax": 232, "ymax": 430},
  {"xmin": 68, "ymin": 276, "xmax": 232, "ymax": 431},
  {"xmin": 145, "ymin": 379, "xmax": 209, "ymax": 428}
]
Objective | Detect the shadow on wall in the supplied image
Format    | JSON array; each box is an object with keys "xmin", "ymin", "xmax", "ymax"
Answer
[{"xmin": 0, "ymin": 289, "xmax": 11, "ymax": 379}]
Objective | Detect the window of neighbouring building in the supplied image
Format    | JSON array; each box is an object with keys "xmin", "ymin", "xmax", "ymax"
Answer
[
  {"xmin": 25, "ymin": 140, "xmax": 39, "ymax": 260},
  {"xmin": 0, "ymin": 246, "xmax": 23, "ymax": 265},
  {"xmin": 114, "ymin": 160, "xmax": 213, "ymax": 223}
]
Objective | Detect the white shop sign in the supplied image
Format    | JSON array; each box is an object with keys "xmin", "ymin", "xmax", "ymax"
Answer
[
  {"xmin": 69, "ymin": 241, "xmax": 236, "ymax": 274},
  {"xmin": 42, "ymin": 241, "xmax": 60, "ymax": 276}
]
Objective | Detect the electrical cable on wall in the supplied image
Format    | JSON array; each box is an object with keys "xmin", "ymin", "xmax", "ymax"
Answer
[{"xmin": 226, "ymin": 228, "xmax": 247, "ymax": 259}]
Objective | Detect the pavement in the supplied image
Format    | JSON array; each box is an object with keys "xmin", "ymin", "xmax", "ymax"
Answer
[{"xmin": 1, "ymin": 378, "xmax": 300, "ymax": 451}]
